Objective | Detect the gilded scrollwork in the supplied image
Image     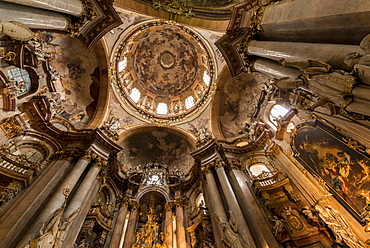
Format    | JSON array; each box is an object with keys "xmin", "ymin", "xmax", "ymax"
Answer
[
  {"xmin": 228, "ymin": 160, "xmax": 242, "ymax": 170},
  {"xmin": 0, "ymin": 116, "xmax": 24, "ymax": 138},
  {"xmin": 265, "ymin": 143, "xmax": 281, "ymax": 160},
  {"xmin": 210, "ymin": 159, "xmax": 225, "ymax": 169},
  {"xmin": 66, "ymin": 0, "xmax": 96, "ymax": 37},
  {"xmin": 235, "ymin": 1, "xmax": 280, "ymax": 73},
  {"xmin": 152, "ymin": 0, "xmax": 195, "ymax": 19},
  {"xmin": 81, "ymin": 150, "xmax": 93, "ymax": 163},
  {"xmin": 164, "ymin": 202, "xmax": 174, "ymax": 212}
]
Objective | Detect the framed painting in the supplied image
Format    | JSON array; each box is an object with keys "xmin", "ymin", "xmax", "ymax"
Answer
[{"xmin": 291, "ymin": 121, "xmax": 370, "ymax": 223}]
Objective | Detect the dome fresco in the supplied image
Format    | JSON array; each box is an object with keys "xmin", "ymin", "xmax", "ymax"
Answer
[
  {"xmin": 134, "ymin": 27, "xmax": 198, "ymax": 98},
  {"xmin": 112, "ymin": 20, "xmax": 215, "ymax": 122}
]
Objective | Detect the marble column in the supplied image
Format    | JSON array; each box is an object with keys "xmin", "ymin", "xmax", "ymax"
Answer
[
  {"xmin": 119, "ymin": 213, "xmax": 130, "ymax": 248},
  {"xmin": 0, "ymin": 1, "xmax": 68, "ymax": 30},
  {"xmin": 64, "ymin": 178, "xmax": 100, "ymax": 247},
  {"xmin": 17, "ymin": 151, "xmax": 92, "ymax": 247},
  {"xmin": 164, "ymin": 203, "xmax": 174, "ymax": 248},
  {"xmin": 253, "ymin": 58, "xmax": 301, "ymax": 79},
  {"xmin": 123, "ymin": 204, "xmax": 139, "ymax": 248},
  {"xmin": 60, "ymin": 159, "xmax": 105, "ymax": 248},
  {"xmin": 215, "ymin": 163, "xmax": 256, "ymax": 248},
  {"xmin": 63, "ymin": 159, "xmax": 103, "ymax": 218},
  {"xmin": 203, "ymin": 183, "xmax": 223, "ymax": 248},
  {"xmin": 204, "ymin": 168, "xmax": 228, "ymax": 223},
  {"xmin": 175, "ymin": 201, "xmax": 187, "ymax": 248},
  {"xmin": 0, "ymin": 152, "xmax": 75, "ymax": 248},
  {"xmin": 172, "ymin": 215, "xmax": 177, "ymax": 248},
  {"xmin": 248, "ymin": 40, "xmax": 363, "ymax": 71},
  {"xmin": 2, "ymin": 0, "xmax": 83, "ymax": 16},
  {"xmin": 261, "ymin": 0, "xmax": 370, "ymax": 44},
  {"xmin": 228, "ymin": 164, "xmax": 280, "ymax": 248},
  {"xmin": 110, "ymin": 202, "xmax": 129, "ymax": 248}
]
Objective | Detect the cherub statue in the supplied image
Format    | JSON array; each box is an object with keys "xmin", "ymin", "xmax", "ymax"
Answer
[{"xmin": 269, "ymin": 215, "xmax": 285, "ymax": 237}]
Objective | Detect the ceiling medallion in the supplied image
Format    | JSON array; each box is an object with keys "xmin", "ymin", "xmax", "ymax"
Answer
[
  {"xmin": 158, "ymin": 50, "xmax": 176, "ymax": 70},
  {"xmin": 111, "ymin": 20, "xmax": 215, "ymax": 124}
]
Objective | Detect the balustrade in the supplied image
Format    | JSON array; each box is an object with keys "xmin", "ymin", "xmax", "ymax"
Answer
[{"xmin": 252, "ymin": 171, "xmax": 287, "ymax": 188}]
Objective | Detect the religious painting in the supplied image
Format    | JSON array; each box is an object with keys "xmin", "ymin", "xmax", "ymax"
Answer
[{"xmin": 291, "ymin": 121, "xmax": 370, "ymax": 222}]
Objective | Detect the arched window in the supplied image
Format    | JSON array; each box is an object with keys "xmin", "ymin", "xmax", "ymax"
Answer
[
  {"xmin": 185, "ymin": 96, "xmax": 195, "ymax": 109},
  {"xmin": 7, "ymin": 68, "xmax": 32, "ymax": 95},
  {"xmin": 118, "ymin": 57, "xmax": 127, "ymax": 72},
  {"xmin": 203, "ymin": 71, "xmax": 210, "ymax": 86},
  {"xmin": 156, "ymin": 103, "xmax": 168, "ymax": 115},
  {"xmin": 249, "ymin": 163, "xmax": 270, "ymax": 177},
  {"xmin": 195, "ymin": 193, "xmax": 205, "ymax": 207},
  {"xmin": 129, "ymin": 88, "xmax": 141, "ymax": 103},
  {"xmin": 269, "ymin": 104, "xmax": 290, "ymax": 126}
]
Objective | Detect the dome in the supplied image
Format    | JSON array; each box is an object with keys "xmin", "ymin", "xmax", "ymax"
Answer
[{"xmin": 111, "ymin": 20, "xmax": 215, "ymax": 123}]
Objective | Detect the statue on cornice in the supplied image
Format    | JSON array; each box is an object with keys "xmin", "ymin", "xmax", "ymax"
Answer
[
  {"xmin": 276, "ymin": 34, "xmax": 370, "ymax": 116},
  {"xmin": 196, "ymin": 127, "xmax": 212, "ymax": 147},
  {"xmin": 345, "ymin": 33, "xmax": 370, "ymax": 85},
  {"xmin": 28, "ymin": 38, "xmax": 52, "ymax": 62}
]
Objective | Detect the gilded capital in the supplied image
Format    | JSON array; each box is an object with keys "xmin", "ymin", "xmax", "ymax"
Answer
[
  {"xmin": 54, "ymin": 149, "xmax": 79, "ymax": 162},
  {"xmin": 130, "ymin": 201, "xmax": 140, "ymax": 211},
  {"xmin": 175, "ymin": 198, "xmax": 187, "ymax": 208},
  {"xmin": 81, "ymin": 150, "xmax": 93, "ymax": 162},
  {"xmin": 201, "ymin": 164, "xmax": 213, "ymax": 174},
  {"xmin": 164, "ymin": 202, "xmax": 174, "ymax": 212},
  {"xmin": 212, "ymin": 158, "xmax": 225, "ymax": 169},
  {"xmin": 93, "ymin": 159, "xmax": 108, "ymax": 170},
  {"xmin": 265, "ymin": 143, "xmax": 281, "ymax": 160},
  {"xmin": 228, "ymin": 160, "xmax": 242, "ymax": 170}
]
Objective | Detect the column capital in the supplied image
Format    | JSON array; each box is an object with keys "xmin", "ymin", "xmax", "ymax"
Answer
[
  {"xmin": 81, "ymin": 150, "xmax": 93, "ymax": 163},
  {"xmin": 210, "ymin": 158, "xmax": 225, "ymax": 169},
  {"xmin": 116, "ymin": 197, "xmax": 132, "ymax": 208},
  {"xmin": 265, "ymin": 143, "xmax": 282, "ymax": 160},
  {"xmin": 92, "ymin": 157, "xmax": 108, "ymax": 170},
  {"xmin": 174, "ymin": 198, "xmax": 187, "ymax": 209},
  {"xmin": 164, "ymin": 202, "xmax": 174, "ymax": 212},
  {"xmin": 201, "ymin": 158, "xmax": 226, "ymax": 174},
  {"xmin": 228, "ymin": 160, "xmax": 243, "ymax": 170},
  {"xmin": 130, "ymin": 201, "xmax": 140, "ymax": 211},
  {"xmin": 201, "ymin": 163, "xmax": 213, "ymax": 174},
  {"xmin": 52, "ymin": 148, "xmax": 80, "ymax": 162}
]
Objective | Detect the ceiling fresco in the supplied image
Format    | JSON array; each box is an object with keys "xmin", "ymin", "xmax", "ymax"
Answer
[
  {"xmin": 36, "ymin": 32, "xmax": 100, "ymax": 129},
  {"xmin": 112, "ymin": 20, "xmax": 215, "ymax": 122},
  {"xmin": 133, "ymin": 27, "xmax": 198, "ymax": 98},
  {"xmin": 219, "ymin": 72, "xmax": 271, "ymax": 142},
  {"xmin": 118, "ymin": 131, "xmax": 194, "ymax": 174},
  {"xmin": 131, "ymin": 0, "xmax": 245, "ymax": 20}
]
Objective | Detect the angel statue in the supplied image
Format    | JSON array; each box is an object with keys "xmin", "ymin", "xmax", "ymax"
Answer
[{"xmin": 213, "ymin": 210, "xmax": 250, "ymax": 248}]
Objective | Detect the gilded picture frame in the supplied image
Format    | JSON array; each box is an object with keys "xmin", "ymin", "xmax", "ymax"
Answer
[{"xmin": 291, "ymin": 121, "xmax": 369, "ymax": 223}]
